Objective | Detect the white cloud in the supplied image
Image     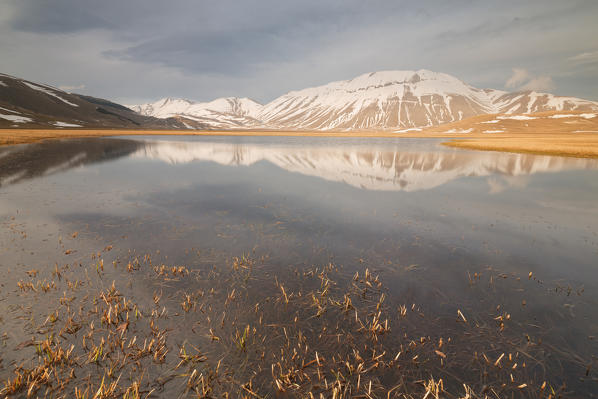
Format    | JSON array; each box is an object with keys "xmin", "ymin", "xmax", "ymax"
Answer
[
  {"xmin": 505, "ymin": 68, "xmax": 554, "ymax": 92},
  {"xmin": 505, "ymin": 68, "xmax": 530, "ymax": 88},
  {"xmin": 520, "ymin": 75, "xmax": 554, "ymax": 92},
  {"xmin": 568, "ymin": 50, "xmax": 598, "ymax": 65},
  {"xmin": 58, "ymin": 84, "xmax": 86, "ymax": 92}
]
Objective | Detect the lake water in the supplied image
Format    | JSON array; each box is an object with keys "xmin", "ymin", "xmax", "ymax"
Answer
[{"xmin": 1, "ymin": 136, "xmax": 597, "ymax": 397}]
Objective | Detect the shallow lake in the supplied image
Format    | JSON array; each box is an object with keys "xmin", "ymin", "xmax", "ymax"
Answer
[{"xmin": 1, "ymin": 136, "xmax": 597, "ymax": 397}]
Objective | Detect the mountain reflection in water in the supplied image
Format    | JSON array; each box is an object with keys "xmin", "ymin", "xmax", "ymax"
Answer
[
  {"xmin": 0, "ymin": 138, "xmax": 142, "ymax": 187},
  {"xmin": 133, "ymin": 138, "xmax": 598, "ymax": 191}
]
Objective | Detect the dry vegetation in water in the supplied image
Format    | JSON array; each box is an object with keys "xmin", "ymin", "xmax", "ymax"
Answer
[{"xmin": 1, "ymin": 239, "xmax": 595, "ymax": 399}]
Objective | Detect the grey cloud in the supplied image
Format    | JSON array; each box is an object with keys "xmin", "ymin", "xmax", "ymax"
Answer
[
  {"xmin": 9, "ymin": 0, "xmax": 112, "ymax": 33},
  {"xmin": 1, "ymin": 0, "xmax": 597, "ymax": 103},
  {"xmin": 103, "ymin": 31, "xmax": 290, "ymax": 75}
]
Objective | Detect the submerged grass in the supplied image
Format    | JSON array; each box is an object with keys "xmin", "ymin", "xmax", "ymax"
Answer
[{"xmin": 1, "ymin": 240, "xmax": 595, "ymax": 399}]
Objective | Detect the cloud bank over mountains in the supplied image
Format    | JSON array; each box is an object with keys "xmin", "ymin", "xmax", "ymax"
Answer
[
  {"xmin": 0, "ymin": 0, "xmax": 596, "ymax": 104},
  {"xmin": 506, "ymin": 68, "xmax": 555, "ymax": 92}
]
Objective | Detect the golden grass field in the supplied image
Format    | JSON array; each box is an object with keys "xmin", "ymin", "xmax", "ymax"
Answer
[
  {"xmin": 1, "ymin": 110, "xmax": 597, "ymax": 158},
  {"xmin": 427, "ymin": 110, "xmax": 598, "ymax": 158}
]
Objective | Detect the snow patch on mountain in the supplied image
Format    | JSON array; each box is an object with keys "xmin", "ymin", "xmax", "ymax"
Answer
[
  {"xmin": 53, "ymin": 121, "xmax": 83, "ymax": 127},
  {"xmin": 0, "ymin": 114, "xmax": 33, "ymax": 123},
  {"xmin": 21, "ymin": 82, "xmax": 79, "ymax": 107},
  {"xmin": 0, "ymin": 106, "xmax": 19, "ymax": 114}
]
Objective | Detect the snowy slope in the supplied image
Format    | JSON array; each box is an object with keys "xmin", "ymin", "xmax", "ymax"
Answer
[
  {"xmin": 259, "ymin": 70, "xmax": 498, "ymax": 130},
  {"xmin": 492, "ymin": 91, "xmax": 598, "ymax": 114}
]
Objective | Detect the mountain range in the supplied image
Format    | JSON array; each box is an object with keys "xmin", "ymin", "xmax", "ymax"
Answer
[
  {"xmin": 130, "ymin": 70, "xmax": 598, "ymax": 130},
  {"xmin": 2, "ymin": 69, "xmax": 598, "ymax": 131}
]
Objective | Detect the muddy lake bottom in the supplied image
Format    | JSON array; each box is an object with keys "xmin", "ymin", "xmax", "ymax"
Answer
[{"xmin": 1, "ymin": 136, "xmax": 598, "ymax": 398}]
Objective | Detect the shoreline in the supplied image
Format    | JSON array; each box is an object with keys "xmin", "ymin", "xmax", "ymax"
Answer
[
  {"xmin": 443, "ymin": 135, "xmax": 598, "ymax": 159},
  {"xmin": 1, "ymin": 128, "xmax": 598, "ymax": 159}
]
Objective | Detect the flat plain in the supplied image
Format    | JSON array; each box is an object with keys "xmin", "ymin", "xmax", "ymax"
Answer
[{"xmin": 2, "ymin": 109, "xmax": 598, "ymax": 159}]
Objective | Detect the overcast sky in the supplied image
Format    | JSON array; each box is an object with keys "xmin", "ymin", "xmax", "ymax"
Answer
[{"xmin": 1, "ymin": 0, "xmax": 597, "ymax": 105}]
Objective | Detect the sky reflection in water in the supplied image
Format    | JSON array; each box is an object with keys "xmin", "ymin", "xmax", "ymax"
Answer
[{"xmin": 2, "ymin": 136, "xmax": 598, "ymax": 282}]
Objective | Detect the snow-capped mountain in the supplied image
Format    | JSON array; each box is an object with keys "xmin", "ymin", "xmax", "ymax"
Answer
[
  {"xmin": 260, "ymin": 70, "xmax": 500, "ymax": 130},
  {"xmin": 129, "ymin": 97, "xmax": 264, "ymax": 129},
  {"xmin": 129, "ymin": 70, "xmax": 598, "ymax": 130}
]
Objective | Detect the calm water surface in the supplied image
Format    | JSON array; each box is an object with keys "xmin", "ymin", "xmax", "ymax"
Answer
[{"xmin": 1, "ymin": 136, "xmax": 597, "ymax": 397}]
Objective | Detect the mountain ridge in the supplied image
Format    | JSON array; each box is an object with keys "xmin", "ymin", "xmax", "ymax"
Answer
[
  {"xmin": 131, "ymin": 69, "xmax": 598, "ymax": 130},
  {"xmin": 128, "ymin": 96, "xmax": 264, "ymax": 129},
  {"xmin": 0, "ymin": 73, "xmax": 195, "ymax": 129}
]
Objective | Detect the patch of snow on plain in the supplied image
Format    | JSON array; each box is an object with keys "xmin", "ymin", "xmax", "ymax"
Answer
[
  {"xmin": 394, "ymin": 128, "xmax": 422, "ymax": 133},
  {"xmin": 480, "ymin": 120, "xmax": 499, "ymax": 124},
  {"xmin": 549, "ymin": 113, "xmax": 595, "ymax": 119},
  {"xmin": 53, "ymin": 121, "xmax": 82, "ymax": 127},
  {"xmin": 550, "ymin": 114, "xmax": 576, "ymax": 119},
  {"xmin": 484, "ymin": 130, "xmax": 504, "ymax": 134},
  {"xmin": 497, "ymin": 115, "xmax": 536, "ymax": 121},
  {"xmin": 443, "ymin": 128, "xmax": 473, "ymax": 134},
  {"xmin": 22, "ymin": 81, "xmax": 79, "ymax": 107},
  {"xmin": 0, "ymin": 113, "xmax": 32, "ymax": 123}
]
